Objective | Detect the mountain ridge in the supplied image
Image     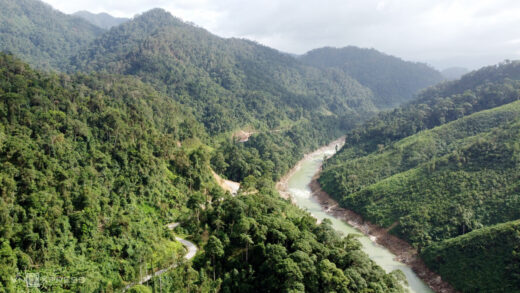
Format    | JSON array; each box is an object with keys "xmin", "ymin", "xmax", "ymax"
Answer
[
  {"xmin": 68, "ymin": 8, "xmax": 378, "ymax": 136},
  {"xmin": 300, "ymin": 46, "xmax": 444, "ymax": 108},
  {"xmin": 73, "ymin": 10, "xmax": 129, "ymax": 29},
  {"xmin": 0, "ymin": 0, "xmax": 103, "ymax": 70},
  {"xmin": 319, "ymin": 60, "xmax": 520, "ymax": 293}
]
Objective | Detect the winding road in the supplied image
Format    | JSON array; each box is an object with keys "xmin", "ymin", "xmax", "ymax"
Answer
[{"xmin": 123, "ymin": 223, "xmax": 198, "ymax": 291}]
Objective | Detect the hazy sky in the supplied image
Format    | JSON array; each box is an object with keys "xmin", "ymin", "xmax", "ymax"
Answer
[{"xmin": 43, "ymin": 0, "xmax": 520, "ymax": 70}]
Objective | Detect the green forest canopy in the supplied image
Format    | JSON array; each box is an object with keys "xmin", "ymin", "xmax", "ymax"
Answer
[
  {"xmin": 0, "ymin": 53, "xmax": 407, "ymax": 292},
  {"xmin": 320, "ymin": 60, "xmax": 520, "ymax": 292},
  {"xmin": 300, "ymin": 46, "xmax": 443, "ymax": 108}
]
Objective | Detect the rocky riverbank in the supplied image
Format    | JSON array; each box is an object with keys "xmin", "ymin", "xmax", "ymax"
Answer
[
  {"xmin": 276, "ymin": 137, "xmax": 345, "ymax": 203},
  {"xmin": 309, "ymin": 173, "xmax": 458, "ymax": 293}
]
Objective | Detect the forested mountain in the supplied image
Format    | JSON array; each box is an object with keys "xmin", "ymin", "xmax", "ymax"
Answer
[
  {"xmin": 4, "ymin": 0, "xmax": 515, "ymax": 291},
  {"xmin": 68, "ymin": 9, "xmax": 377, "ymax": 135},
  {"xmin": 422, "ymin": 220, "xmax": 520, "ymax": 293},
  {"xmin": 0, "ymin": 53, "xmax": 206, "ymax": 291},
  {"xmin": 337, "ymin": 61, "xmax": 520, "ymax": 155},
  {"xmin": 320, "ymin": 61, "xmax": 520, "ymax": 292},
  {"xmin": 441, "ymin": 67, "xmax": 469, "ymax": 80},
  {"xmin": 0, "ymin": 0, "xmax": 103, "ymax": 71},
  {"xmin": 64, "ymin": 8, "xmax": 388, "ymax": 185},
  {"xmin": 0, "ymin": 0, "xmax": 381, "ymax": 191},
  {"xmin": 73, "ymin": 11, "xmax": 129, "ymax": 29},
  {"xmin": 300, "ymin": 46, "xmax": 444, "ymax": 108},
  {"xmin": 0, "ymin": 54, "xmax": 407, "ymax": 292}
]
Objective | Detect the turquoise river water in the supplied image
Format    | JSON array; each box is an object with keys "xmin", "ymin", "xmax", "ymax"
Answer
[{"xmin": 285, "ymin": 143, "xmax": 433, "ymax": 293}]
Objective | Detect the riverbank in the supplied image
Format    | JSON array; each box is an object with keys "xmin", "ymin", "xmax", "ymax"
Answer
[
  {"xmin": 276, "ymin": 138, "xmax": 457, "ymax": 293},
  {"xmin": 276, "ymin": 137, "xmax": 345, "ymax": 203},
  {"xmin": 309, "ymin": 172, "xmax": 457, "ymax": 293}
]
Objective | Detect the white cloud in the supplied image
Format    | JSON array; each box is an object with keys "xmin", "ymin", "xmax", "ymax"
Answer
[
  {"xmin": 42, "ymin": 0, "xmax": 520, "ymax": 69},
  {"xmin": 376, "ymin": 1, "xmax": 386, "ymax": 11}
]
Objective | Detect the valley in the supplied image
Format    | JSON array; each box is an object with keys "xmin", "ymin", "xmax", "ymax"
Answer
[
  {"xmin": 279, "ymin": 139, "xmax": 442, "ymax": 293},
  {"xmin": 0, "ymin": 0, "xmax": 519, "ymax": 292}
]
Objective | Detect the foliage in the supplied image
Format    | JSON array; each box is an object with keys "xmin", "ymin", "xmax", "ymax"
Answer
[
  {"xmin": 69, "ymin": 9, "xmax": 377, "ymax": 135},
  {"xmin": 64, "ymin": 8, "xmax": 386, "ymax": 190},
  {"xmin": 0, "ymin": 54, "xmax": 209, "ymax": 290},
  {"xmin": 0, "ymin": 2, "xmax": 485, "ymax": 292},
  {"xmin": 337, "ymin": 61, "xmax": 520, "ymax": 155},
  {"xmin": 212, "ymin": 117, "xmax": 344, "ymax": 182},
  {"xmin": 0, "ymin": 54, "xmax": 406, "ymax": 292},
  {"xmin": 422, "ymin": 220, "xmax": 520, "ymax": 292},
  {"xmin": 321, "ymin": 101, "xmax": 520, "ymax": 247},
  {"xmin": 0, "ymin": 0, "xmax": 103, "ymax": 71},
  {"xmin": 300, "ymin": 46, "xmax": 443, "ymax": 108},
  {"xmin": 320, "ymin": 61, "xmax": 520, "ymax": 292},
  {"xmin": 193, "ymin": 191, "xmax": 406, "ymax": 292}
]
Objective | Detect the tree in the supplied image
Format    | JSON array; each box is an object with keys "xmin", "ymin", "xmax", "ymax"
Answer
[
  {"xmin": 318, "ymin": 259, "xmax": 350, "ymax": 293},
  {"xmin": 0, "ymin": 241, "xmax": 17, "ymax": 290},
  {"xmin": 240, "ymin": 234, "xmax": 254, "ymax": 263},
  {"xmin": 128, "ymin": 284, "xmax": 152, "ymax": 293},
  {"xmin": 206, "ymin": 236, "xmax": 224, "ymax": 281}
]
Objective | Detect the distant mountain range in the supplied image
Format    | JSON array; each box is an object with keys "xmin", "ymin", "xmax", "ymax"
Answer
[
  {"xmin": 0, "ymin": 0, "xmax": 103, "ymax": 70},
  {"xmin": 441, "ymin": 66, "xmax": 470, "ymax": 80},
  {"xmin": 300, "ymin": 46, "xmax": 444, "ymax": 108},
  {"xmin": 0, "ymin": 0, "xmax": 443, "ymax": 115},
  {"xmin": 73, "ymin": 10, "xmax": 129, "ymax": 29},
  {"xmin": 2, "ymin": 0, "xmax": 518, "ymax": 292},
  {"xmin": 320, "ymin": 60, "xmax": 520, "ymax": 293}
]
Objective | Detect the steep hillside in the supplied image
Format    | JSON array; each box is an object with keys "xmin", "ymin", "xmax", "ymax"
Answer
[
  {"xmin": 0, "ymin": 1, "xmax": 380, "ymax": 192},
  {"xmin": 422, "ymin": 220, "xmax": 520, "ymax": 292},
  {"xmin": 321, "ymin": 99, "xmax": 520, "ymax": 245},
  {"xmin": 319, "ymin": 61, "xmax": 520, "ymax": 292},
  {"xmin": 0, "ymin": 0, "xmax": 103, "ymax": 70},
  {"xmin": 0, "ymin": 53, "xmax": 207, "ymax": 290},
  {"xmin": 73, "ymin": 11, "xmax": 129, "ymax": 29},
  {"xmin": 65, "ymin": 8, "xmax": 387, "ymax": 185},
  {"xmin": 300, "ymin": 46, "xmax": 443, "ymax": 108},
  {"xmin": 0, "ymin": 54, "xmax": 406, "ymax": 292},
  {"xmin": 69, "ymin": 9, "xmax": 377, "ymax": 135},
  {"xmin": 337, "ymin": 61, "xmax": 520, "ymax": 155}
]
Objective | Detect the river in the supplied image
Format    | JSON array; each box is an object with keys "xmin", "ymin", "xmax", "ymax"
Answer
[{"xmin": 284, "ymin": 142, "xmax": 433, "ymax": 293}]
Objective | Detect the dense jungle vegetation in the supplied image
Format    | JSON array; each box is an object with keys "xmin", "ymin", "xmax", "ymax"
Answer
[
  {"xmin": 0, "ymin": 53, "xmax": 407, "ymax": 292},
  {"xmin": 64, "ymin": 8, "xmax": 381, "ymax": 183},
  {"xmin": 0, "ymin": 2, "xmax": 415, "ymax": 290},
  {"xmin": 68, "ymin": 9, "xmax": 377, "ymax": 134},
  {"xmin": 3, "ymin": 0, "xmax": 519, "ymax": 292},
  {"xmin": 422, "ymin": 220, "xmax": 520, "ymax": 293},
  {"xmin": 0, "ymin": 0, "xmax": 103, "ymax": 71},
  {"xmin": 320, "ymin": 61, "xmax": 520, "ymax": 292},
  {"xmin": 300, "ymin": 46, "xmax": 443, "ymax": 108}
]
